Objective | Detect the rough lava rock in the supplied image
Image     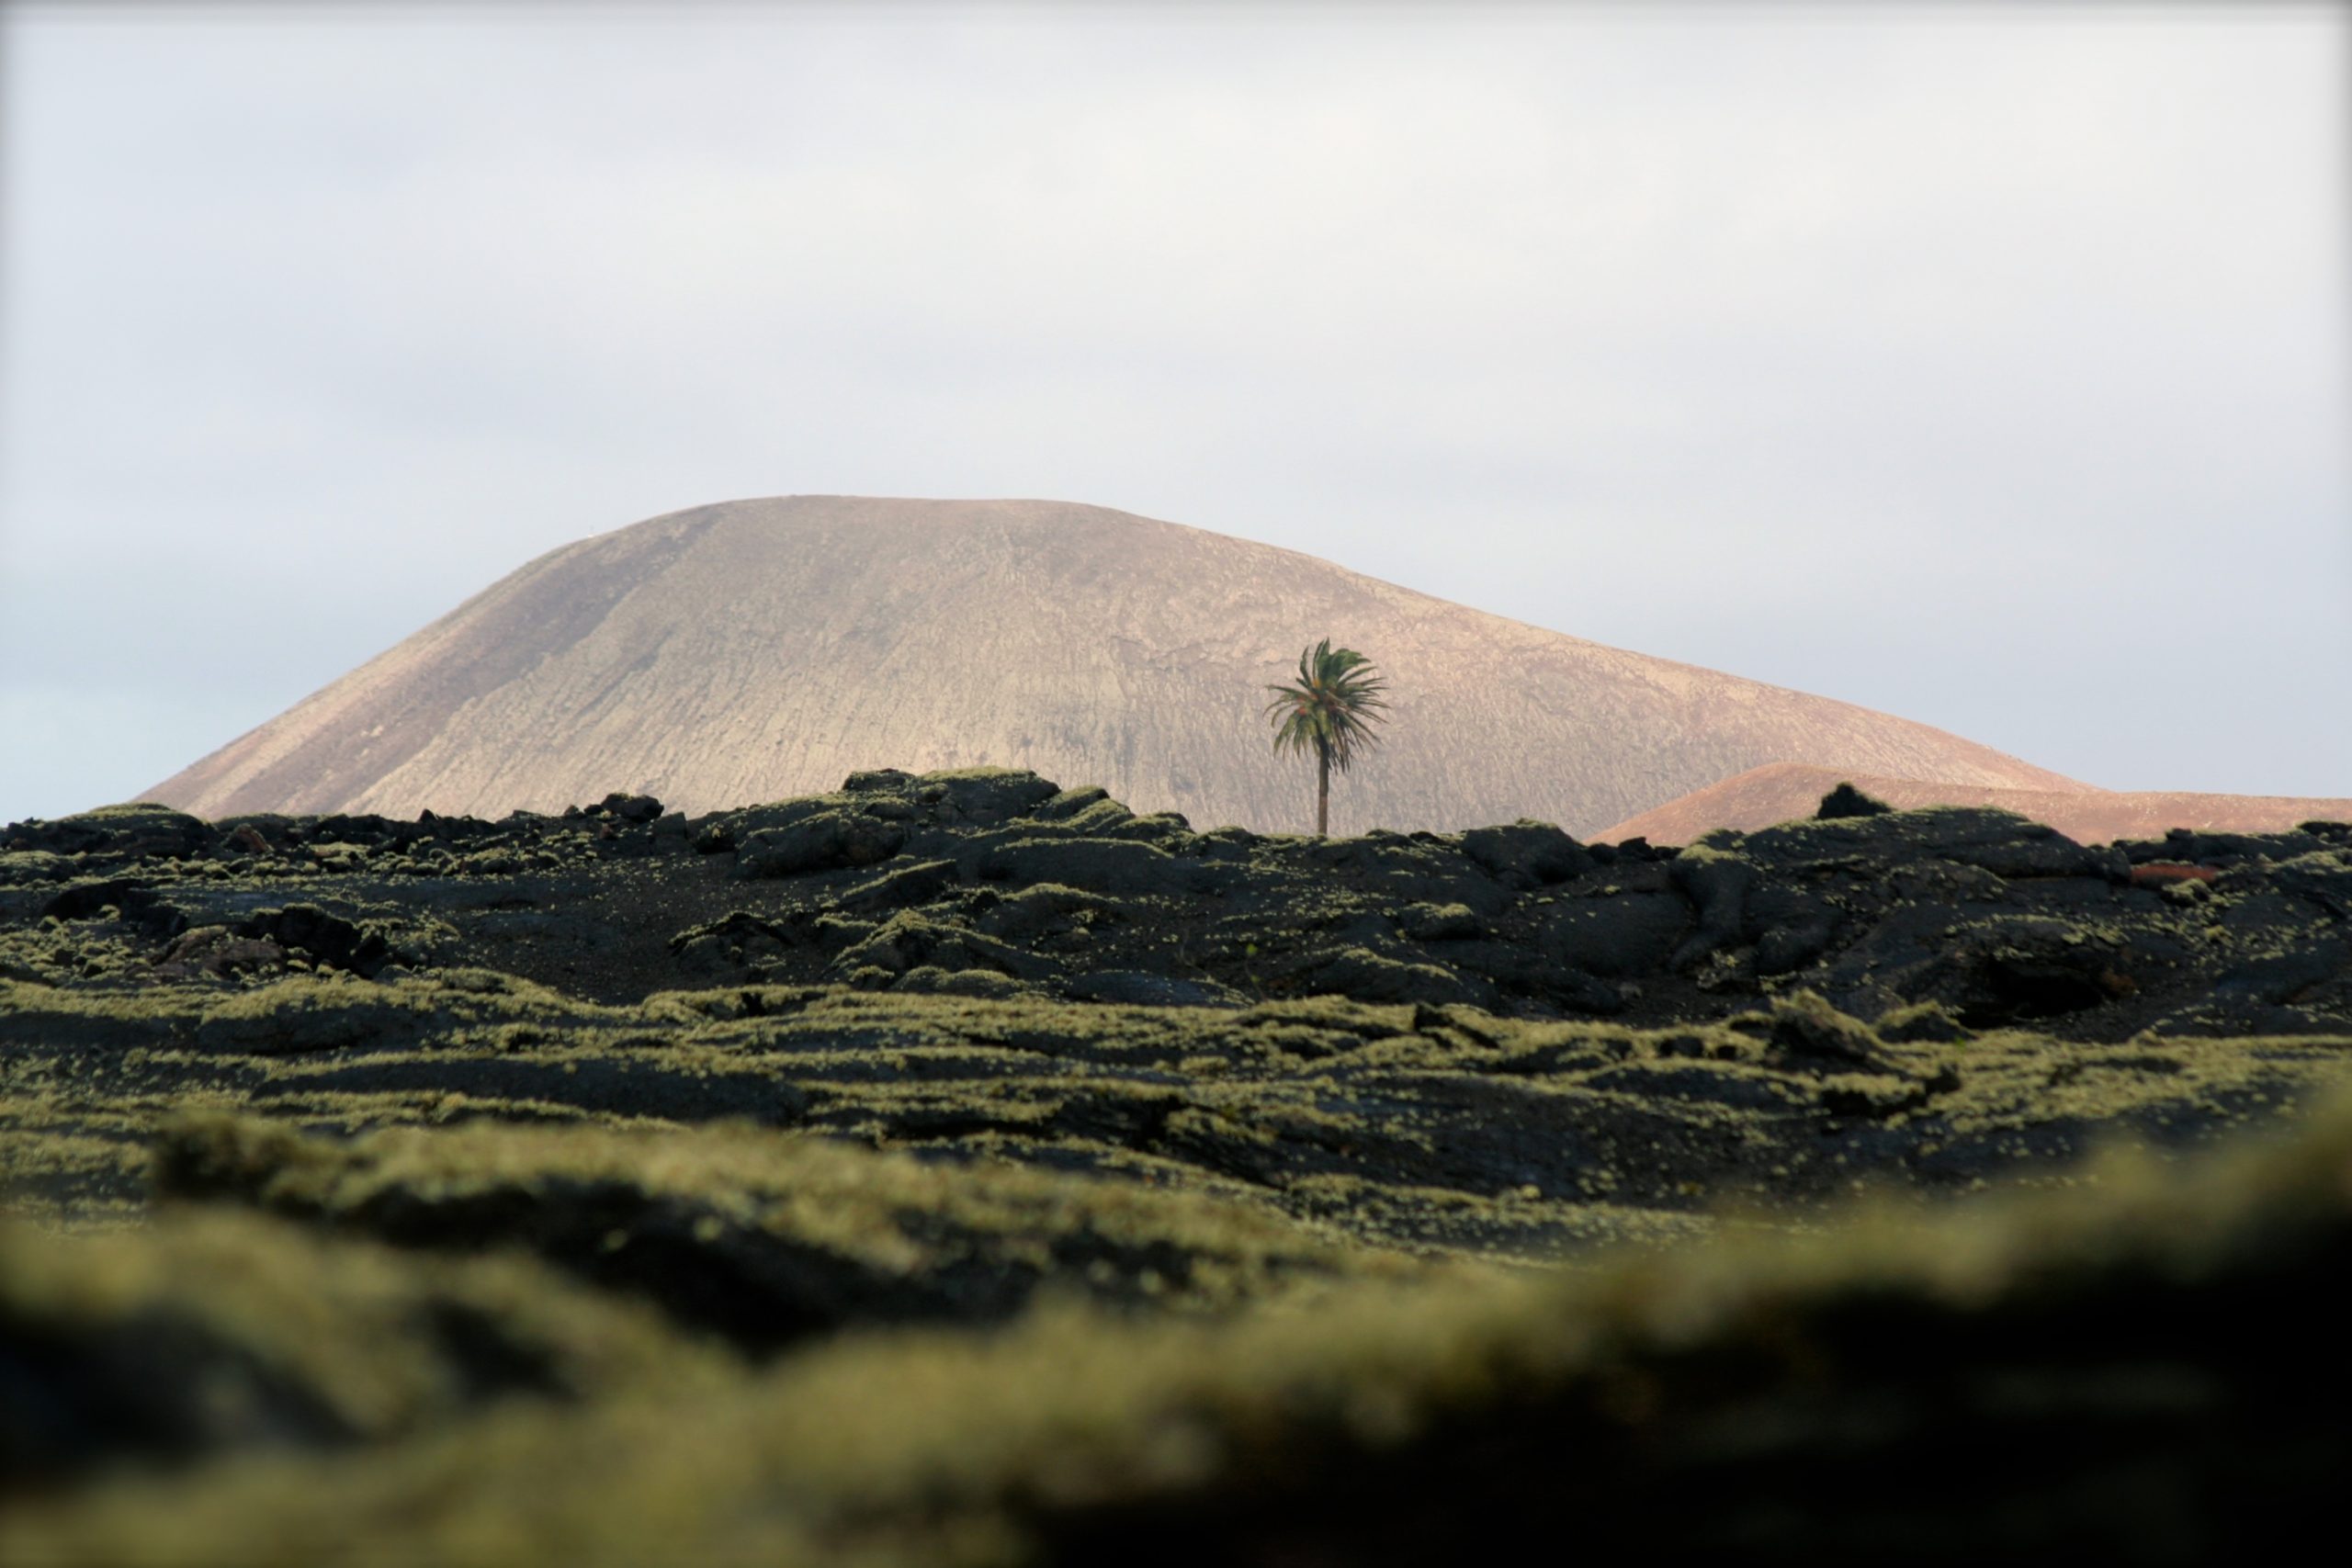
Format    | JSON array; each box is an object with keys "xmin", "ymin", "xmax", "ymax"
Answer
[{"xmin": 6, "ymin": 766, "xmax": 2352, "ymax": 1562}]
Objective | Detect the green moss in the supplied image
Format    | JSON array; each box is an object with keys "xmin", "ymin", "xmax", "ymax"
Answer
[
  {"xmin": 0, "ymin": 1201, "xmax": 738, "ymax": 1455},
  {"xmin": 12, "ymin": 779, "xmax": 2352, "ymax": 1554},
  {"xmin": 917, "ymin": 767, "xmax": 1040, "ymax": 784},
  {"xmin": 0, "ymin": 849, "xmax": 73, "ymax": 886},
  {"xmin": 14, "ymin": 1087, "xmax": 2352, "ymax": 1564},
  {"xmin": 151, "ymin": 1111, "xmax": 1408, "ymax": 1323},
  {"xmin": 1877, "ymin": 999, "xmax": 1971, "ymax": 1043}
]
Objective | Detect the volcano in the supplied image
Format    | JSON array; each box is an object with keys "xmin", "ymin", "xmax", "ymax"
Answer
[{"xmin": 149, "ymin": 495, "xmax": 2082, "ymax": 836}]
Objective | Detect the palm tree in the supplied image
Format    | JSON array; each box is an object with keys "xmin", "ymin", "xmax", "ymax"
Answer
[{"xmin": 1264, "ymin": 638, "xmax": 1389, "ymax": 839}]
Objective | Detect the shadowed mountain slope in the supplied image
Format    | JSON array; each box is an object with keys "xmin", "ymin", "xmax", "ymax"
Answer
[
  {"xmin": 1598, "ymin": 761, "xmax": 2352, "ymax": 846},
  {"xmin": 149, "ymin": 496, "xmax": 2084, "ymax": 836}
]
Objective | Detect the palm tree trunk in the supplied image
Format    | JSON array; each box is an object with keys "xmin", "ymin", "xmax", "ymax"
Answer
[{"xmin": 1316, "ymin": 747, "xmax": 1330, "ymax": 838}]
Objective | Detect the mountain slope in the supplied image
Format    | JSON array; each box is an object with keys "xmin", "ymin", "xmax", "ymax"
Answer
[
  {"xmin": 1596, "ymin": 761, "xmax": 2352, "ymax": 846},
  {"xmin": 149, "ymin": 496, "xmax": 2084, "ymax": 837}
]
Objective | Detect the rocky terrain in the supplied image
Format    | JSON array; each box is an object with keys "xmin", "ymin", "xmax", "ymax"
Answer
[
  {"xmin": 5, "ymin": 768, "xmax": 2351, "ymax": 1562},
  {"xmin": 145, "ymin": 495, "xmax": 2081, "ymax": 836},
  {"xmin": 1601, "ymin": 760, "xmax": 2352, "ymax": 847}
]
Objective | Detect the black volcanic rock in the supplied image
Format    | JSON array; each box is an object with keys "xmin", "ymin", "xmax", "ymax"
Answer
[
  {"xmin": 734, "ymin": 811, "xmax": 909, "ymax": 879},
  {"xmin": 7, "ymin": 768, "xmax": 2348, "ymax": 1043},
  {"xmin": 1815, "ymin": 780, "xmax": 1894, "ymax": 818},
  {"xmin": 1458, "ymin": 818, "xmax": 1594, "ymax": 887},
  {"xmin": 6, "ymin": 767, "xmax": 2352, "ymax": 1562}
]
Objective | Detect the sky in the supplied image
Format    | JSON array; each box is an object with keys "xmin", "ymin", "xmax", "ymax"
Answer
[{"xmin": 2, "ymin": 3, "xmax": 2346, "ymax": 823}]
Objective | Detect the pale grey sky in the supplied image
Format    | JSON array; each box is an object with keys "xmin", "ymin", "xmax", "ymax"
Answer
[{"xmin": 3, "ymin": 4, "xmax": 2347, "ymax": 822}]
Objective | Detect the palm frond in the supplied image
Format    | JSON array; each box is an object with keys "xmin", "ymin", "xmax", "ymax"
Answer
[{"xmin": 1262, "ymin": 638, "xmax": 1389, "ymax": 773}]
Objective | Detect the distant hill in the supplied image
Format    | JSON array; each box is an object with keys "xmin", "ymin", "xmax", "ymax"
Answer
[
  {"xmin": 149, "ymin": 496, "xmax": 2084, "ymax": 837},
  {"xmin": 1597, "ymin": 761, "xmax": 2352, "ymax": 846}
]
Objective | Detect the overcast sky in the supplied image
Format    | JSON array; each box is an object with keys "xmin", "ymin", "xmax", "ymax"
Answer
[{"xmin": 3, "ymin": 4, "xmax": 2346, "ymax": 823}]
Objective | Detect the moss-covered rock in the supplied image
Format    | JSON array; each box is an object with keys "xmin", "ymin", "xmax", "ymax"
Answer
[
  {"xmin": 8, "ymin": 774, "xmax": 2352, "ymax": 1560},
  {"xmin": 734, "ymin": 811, "xmax": 908, "ymax": 880}
]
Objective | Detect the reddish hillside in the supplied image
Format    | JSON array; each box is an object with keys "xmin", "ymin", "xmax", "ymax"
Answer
[{"xmin": 1595, "ymin": 762, "xmax": 2352, "ymax": 847}]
